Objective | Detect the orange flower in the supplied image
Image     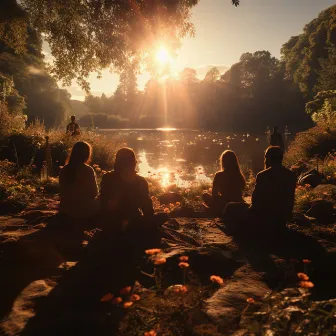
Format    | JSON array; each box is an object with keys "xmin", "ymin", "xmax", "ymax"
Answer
[
  {"xmin": 174, "ymin": 285, "xmax": 188, "ymax": 293},
  {"xmin": 112, "ymin": 297, "xmax": 123, "ymax": 304},
  {"xmin": 179, "ymin": 262, "xmax": 189, "ymax": 268},
  {"xmin": 210, "ymin": 275, "xmax": 224, "ymax": 285},
  {"xmin": 246, "ymin": 298, "xmax": 255, "ymax": 304},
  {"xmin": 120, "ymin": 286, "xmax": 132, "ymax": 295},
  {"xmin": 300, "ymin": 281, "xmax": 314, "ymax": 288},
  {"xmin": 176, "ymin": 202, "xmax": 181, "ymax": 206},
  {"xmin": 144, "ymin": 331, "xmax": 157, "ymax": 336},
  {"xmin": 297, "ymin": 273, "xmax": 309, "ymax": 281},
  {"xmin": 145, "ymin": 248, "xmax": 162, "ymax": 255},
  {"xmin": 131, "ymin": 294, "xmax": 141, "ymax": 301},
  {"xmin": 123, "ymin": 301, "xmax": 134, "ymax": 308},
  {"xmin": 154, "ymin": 258, "xmax": 166, "ymax": 265},
  {"xmin": 100, "ymin": 293, "xmax": 114, "ymax": 302},
  {"xmin": 164, "ymin": 208, "xmax": 170, "ymax": 213},
  {"xmin": 303, "ymin": 259, "xmax": 311, "ymax": 264},
  {"xmin": 179, "ymin": 256, "xmax": 189, "ymax": 262}
]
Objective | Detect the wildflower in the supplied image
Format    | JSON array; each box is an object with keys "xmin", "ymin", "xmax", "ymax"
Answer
[
  {"xmin": 100, "ymin": 293, "xmax": 114, "ymax": 302},
  {"xmin": 246, "ymin": 298, "xmax": 255, "ymax": 304},
  {"xmin": 144, "ymin": 331, "xmax": 157, "ymax": 336},
  {"xmin": 302, "ymin": 259, "xmax": 311, "ymax": 264},
  {"xmin": 130, "ymin": 294, "xmax": 141, "ymax": 301},
  {"xmin": 145, "ymin": 248, "xmax": 162, "ymax": 255},
  {"xmin": 179, "ymin": 256, "xmax": 189, "ymax": 262},
  {"xmin": 120, "ymin": 286, "xmax": 132, "ymax": 295},
  {"xmin": 176, "ymin": 202, "xmax": 181, "ymax": 206},
  {"xmin": 297, "ymin": 273, "xmax": 309, "ymax": 281},
  {"xmin": 174, "ymin": 285, "xmax": 188, "ymax": 293},
  {"xmin": 154, "ymin": 258, "xmax": 166, "ymax": 265},
  {"xmin": 210, "ymin": 275, "xmax": 224, "ymax": 285},
  {"xmin": 112, "ymin": 297, "xmax": 123, "ymax": 304},
  {"xmin": 300, "ymin": 281, "xmax": 314, "ymax": 288},
  {"xmin": 123, "ymin": 301, "xmax": 134, "ymax": 308},
  {"xmin": 164, "ymin": 208, "xmax": 170, "ymax": 213},
  {"xmin": 169, "ymin": 203, "xmax": 174, "ymax": 207},
  {"xmin": 179, "ymin": 262, "xmax": 189, "ymax": 268}
]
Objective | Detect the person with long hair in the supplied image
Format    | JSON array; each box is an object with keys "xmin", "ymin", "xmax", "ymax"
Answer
[
  {"xmin": 100, "ymin": 147, "xmax": 154, "ymax": 224},
  {"xmin": 59, "ymin": 141, "xmax": 99, "ymax": 219},
  {"xmin": 203, "ymin": 150, "xmax": 246, "ymax": 216}
]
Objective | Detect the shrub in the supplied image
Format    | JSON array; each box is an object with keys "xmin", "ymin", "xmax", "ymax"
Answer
[
  {"xmin": 0, "ymin": 125, "xmax": 121, "ymax": 172},
  {"xmin": 285, "ymin": 125, "xmax": 336, "ymax": 166}
]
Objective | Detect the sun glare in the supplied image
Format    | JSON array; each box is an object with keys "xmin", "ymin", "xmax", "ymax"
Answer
[{"xmin": 156, "ymin": 47, "xmax": 170, "ymax": 65}]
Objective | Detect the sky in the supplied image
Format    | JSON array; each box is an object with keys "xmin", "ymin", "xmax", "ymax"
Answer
[{"xmin": 54, "ymin": 0, "xmax": 335, "ymax": 101}]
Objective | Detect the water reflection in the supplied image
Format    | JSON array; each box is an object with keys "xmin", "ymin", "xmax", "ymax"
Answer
[{"xmin": 101, "ymin": 129, "xmax": 291, "ymax": 190}]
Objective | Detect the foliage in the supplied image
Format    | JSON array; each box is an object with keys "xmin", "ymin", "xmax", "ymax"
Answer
[
  {"xmin": 79, "ymin": 51, "xmax": 311, "ymax": 133},
  {"xmin": 281, "ymin": 5, "xmax": 336, "ymax": 98},
  {"xmin": 285, "ymin": 126, "xmax": 336, "ymax": 166},
  {"xmin": 0, "ymin": 124, "xmax": 121, "ymax": 171},
  {"xmin": 0, "ymin": 0, "xmax": 231, "ymax": 91},
  {"xmin": 0, "ymin": 27, "xmax": 72, "ymax": 128},
  {"xmin": 0, "ymin": 159, "xmax": 39, "ymax": 204},
  {"xmin": 80, "ymin": 113, "xmax": 129, "ymax": 129},
  {"xmin": 306, "ymin": 90, "xmax": 336, "ymax": 126}
]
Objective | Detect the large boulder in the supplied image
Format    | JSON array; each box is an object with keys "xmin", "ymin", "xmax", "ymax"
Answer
[
  {"xmin": 298, "ymin": 169, "xmax": 323, "ymax": 187},
  {"xmin": 205, "ymin": 266, "xmax": 270, "ymax": 331},
  {"xmin": 306, "ymin": 199, "xmax": 334, "ymax": 223}
]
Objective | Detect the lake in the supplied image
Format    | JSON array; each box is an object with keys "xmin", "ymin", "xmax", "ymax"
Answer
[{"xmin": 99, "ymin": 128, "xmax": 292, "ymax": 190}]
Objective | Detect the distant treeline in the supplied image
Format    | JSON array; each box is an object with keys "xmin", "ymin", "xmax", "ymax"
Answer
[{"xmin": 0, "ymin": 5, "xmax": 335, "ymax": 133}]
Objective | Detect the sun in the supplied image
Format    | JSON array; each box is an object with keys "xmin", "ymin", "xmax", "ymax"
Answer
[{"xmin": 156, "ymin": 47, "xmax": 170, "ymax": 65}]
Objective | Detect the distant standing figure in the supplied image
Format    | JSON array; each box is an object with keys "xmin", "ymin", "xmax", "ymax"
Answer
[
  {"xmin": 203, "ymin": 150, "xmax": 246, "ymax": 216},
  {"xmin": 66, "ymin": 115, "xmax": 81, "ymax": 136},
  {"xmin": 59, "ymin": 141, "xmax": 99, "ymax": 219},
  {"xmin": 269, "ymin": 126, "xmax": 284, "ymax": 151}
]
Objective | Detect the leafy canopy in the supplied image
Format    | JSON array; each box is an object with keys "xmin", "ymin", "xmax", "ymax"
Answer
[{"xmin": 0, "ymin": 0, "xmax": 240, "ymax": 90}]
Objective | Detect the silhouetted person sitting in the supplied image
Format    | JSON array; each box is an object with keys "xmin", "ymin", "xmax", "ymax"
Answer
[
  {"xmin": 59, "ymin": 141, "xmax": 99, "ymax": 220},
  {"xmin": 203, "ymin": 150, "xmax": 246, "ymax": 216},
  {"xmin": 66, "ymin": 115, "xmax": 81, "ymax": 136},
  {"xmin": 269, "ymin": 126, "xmax": 284, "ymax": 151},
  {"xmin": 100, "ymin": 147, "xmax": 154, "ymax": 234},
  {"xmin": 224, "ymin": 146, "xmax": 296, "ymax": 234}
]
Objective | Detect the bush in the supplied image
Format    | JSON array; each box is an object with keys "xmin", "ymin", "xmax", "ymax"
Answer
[
  {"xmin": 285, "ymin": 125, "xmax": 336, "ymax": 166},
  {"xmin": 80, "ymin": 113, "xmax": 129, "ymax": 129},
  {"xmin": 0, "ymin": 123, "xmax": 121, "ymax": 172}
]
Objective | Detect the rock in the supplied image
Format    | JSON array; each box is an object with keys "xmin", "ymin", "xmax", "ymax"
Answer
[
  {"xmin": 0, "ymin": 279, "xmax": 56, "ymax": 336},
  {"xmin": 292, "ymin": 213, "xmax": 316, "ymax": 227},
  {"xmin": 158, "ymin": 192, "xmax": 183, "ymax": 205},
  {"xmin": 170, "ymin": 207, "xmax": 195, "ymax": 217},
  {"xmin": 306, "ymin": 199, "xmax": 334, "ymax": 223},
  {"xmin": 298, "ymin": 169, "xmax": 323, "ymax": 187},
  {"xmin": 205, "ymin": 266, "xmax": 270, "ymax": 330},
  {"xmin": 0, "ymin": 200, "xmax": 25, "ymax": 215},
  {"xmin": 313, "ymin": 184, "xmax": 336, "ymax": 195}
]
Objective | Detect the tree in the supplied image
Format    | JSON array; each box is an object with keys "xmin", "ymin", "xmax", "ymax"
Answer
[
  {"xmin": 281, "ymin": 5, "xmax": 336, "ymax": 98},
  {"xmin": 0, "ymin": 27, "xmax": 72, "ymax": 128},
  {"xmin": 1, "ymin": 1, "xmax": 240, "ymax": 90},
  {"xmin": 317, "ymin": 47, "xmax": 336, "ymax": 92}
]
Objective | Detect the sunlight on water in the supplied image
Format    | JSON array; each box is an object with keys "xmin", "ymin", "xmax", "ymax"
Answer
[{"xmin": 137, "ymin": 151, "xmax": 212, "ymax": 190}]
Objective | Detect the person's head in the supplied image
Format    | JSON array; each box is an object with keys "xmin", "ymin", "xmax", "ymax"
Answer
[
  {"xmin": 70, "ymin": 115, "xmax": 76, "ymax": 122},
  {"xmin": 114, "ymin": 147, "xmax": 137, "ymax": 173},
  {"xmin": 67, "ymin": 141, "xmax": 92, "ymax": 166},
  {"xmin": 220, "ymin": 150, "xmax": 246, "ymax": 187},
  {"xmin": 273, "ymin": 126, "xmax": 278, "ymax": 133},
  {"xmin": 264, "ymin": 146, "xmax": 283, "ymax": 168},
  {"xmin": 220, "ymin": 150, "xmax": 240, "ymax": 172}
]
